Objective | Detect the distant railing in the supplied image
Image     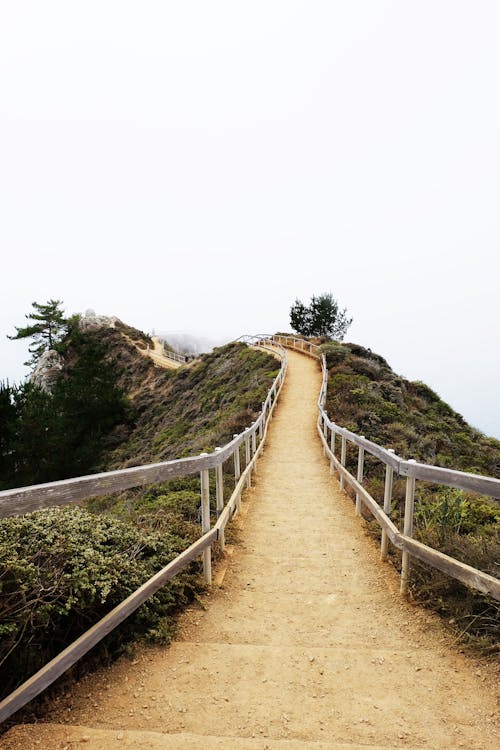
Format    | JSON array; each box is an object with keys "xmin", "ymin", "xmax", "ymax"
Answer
[
  {"xmin": 0, "ymin": 337, "xmax": 286, "ymax": 723},
  {"xmin": 162, "ymin": 348, "xmax": 187, "ymax": 364},
  {"xmin": 145, "ymin": 343, "xmax": 188, "ymax": 365},
  {"xmin": 273, "ymin": 334, "xmax": 500, "ymax": 602}
]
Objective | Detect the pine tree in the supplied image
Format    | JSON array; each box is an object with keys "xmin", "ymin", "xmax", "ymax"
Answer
[
  {"xmin": 8, "ymin": 299, "xmax": 67, "ymax": 366},
  {"xmin": 289, "ymin": 293, "xmax": 352, "ymax": 340}
]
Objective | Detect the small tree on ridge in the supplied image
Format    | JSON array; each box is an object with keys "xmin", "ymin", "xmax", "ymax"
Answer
[
  {"xmin": 8, "ymin": 299, "xmax": 67, "ymax": 366},
  {"xmin": 290, "ymin": 292, "xmax": 352, "ymax": 340}
]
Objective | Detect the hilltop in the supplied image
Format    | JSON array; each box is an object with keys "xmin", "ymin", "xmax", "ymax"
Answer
[{"xmin": 322, "ymin": 340, "xmax": 500, "ymax": 476}]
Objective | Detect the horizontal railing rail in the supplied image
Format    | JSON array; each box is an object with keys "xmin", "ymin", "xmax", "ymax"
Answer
[
  {"xmin": 163, "ymin": 349, "xmax": 187, "ymax": 363},
  {"xmin": 0, "ymin": 337, "xmax": 286, "ymax": 724},
  {"xmin": 145, "ymin": 341, "xmax": 188, "ymax": 364},
  {"xmin": 274, "ymin": 334, "xmax": 500, "ymax": 602}
]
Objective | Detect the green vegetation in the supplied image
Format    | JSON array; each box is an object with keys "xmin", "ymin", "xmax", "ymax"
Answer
[
  {"xmin": 0, "ymin": 507, "xmax": 200, "ymax": 700},
  {"xmin": 0, "ymin": 329, "xmax": 130, "ymax": 488},
  {"xmin": 321, "ymin": 341, "xmax": 500, "ymax": 650},
  {"xmin": 0, "ymin": 321, "xmax": 277, "ymax": 702},
  {"xmin": 322, "ymin": 342, "xmax": 499, "ymax": 475},
  {"xmin": 106, "ymin": 341, "xmax": 276, "ymax": 466},
  {"xmin": 290, "ymin": 292, "xmax": 352, "ymax": 339},
  {"xmin": 7, "ymin": 299, "xmax": 67, "ymax": 366}
]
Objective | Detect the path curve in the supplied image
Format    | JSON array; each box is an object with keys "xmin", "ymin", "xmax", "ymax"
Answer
[{"xmin": 2, "ymin": 351, "xmax": 498, "ymax": 749}]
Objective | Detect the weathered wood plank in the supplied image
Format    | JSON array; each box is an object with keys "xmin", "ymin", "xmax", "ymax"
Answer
[
  {"xmin": 402, "ymin": 536, "xmax": 500, "ymax": 600},
  {"xmin": 324, "ymin": 419, "xmax": 402, "ymax": 470},
  {"xmin": 328, "ymin": 451, "xmax": 401, "ymax": 546},
  {"xmin": 399, "ymin": 460, "xmax": 500, "ymax": 499},
  {"xmin": 0, "ymin": 361, "xmax": 284, "ymax": 520},
  {"xmin": 0, "ymin": 455, "xmax": 213, "ymax": 519},
  {"xmin": 0, "ymin": 335, "xmax": 287, "ymax": 723},
  {"xmin": 0, "ymin": 528, "xmax": 218, "ymax": 724},
  {"xmin": 321, "ymin": 426, "xmax": 500, "ymax": 598}
]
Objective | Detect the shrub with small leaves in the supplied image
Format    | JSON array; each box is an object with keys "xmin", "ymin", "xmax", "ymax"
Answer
[{"xmin": 0, "ymin": 506, "xmax": 201, "ymax": 699}]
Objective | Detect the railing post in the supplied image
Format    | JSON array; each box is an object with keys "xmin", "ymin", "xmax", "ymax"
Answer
[
  {"xmin": 340, "ymin": 436, "xmax": 347, "ymax": 490},
  {"xmin": 251, "ymin": 423, "xmax": 257, "ymax": 455},
  {"xmin": 260, "ymin": 404, "xmax": 265, "ymax": 439},
  {"xmin": 214, "ymin": 447, "xmax": 225, "ymax": 551},
  {"xmin": 380, "ymin": 449, "xmax": 395, "ymax": 561},
  {"xmin": 330, "ymin": 427, "xmax": 336, "ymax": 474},
  {"xmin": 355, "ymin": 438, "xmax": 365, "ymax": 516},
  {"xmin": 200, "ymin": 454, "xmax": 212, "ymax": 585},
  {"xmin": 400, "ymin": 459, "xmax": 416, "ymax": 595},
  {"xmin": 245, "ymin": 429, "xmax": 252, "ymax": 488},
  {"xmin": 322, "ymin": 416, "xmax": 328, "ymax": 456},
  {"xmin": 233, "ymin": 435, "xmax": 242, "ymax": 512}
]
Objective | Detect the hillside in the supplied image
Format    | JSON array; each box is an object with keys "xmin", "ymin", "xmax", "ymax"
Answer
[
  {"xmin": 0, "ymin": 320, "xmax": 277, "ymax": 488},
  {"xmin": 99, "ymin": 332, "xmax": 278, "ymax": 468},
  {"xmin": 322, "ymin": 341, "xmax": 500, "ymax": 476},
  {"xmin": 0, "ymin": 321, "xmax": 278, "ymax": 705},
  {"xmin": 321, "ymin": 340, "xmax": 500, "ymax": 649}
]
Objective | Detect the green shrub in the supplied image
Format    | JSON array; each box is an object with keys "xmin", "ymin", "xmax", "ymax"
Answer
[
  {"xmin": 320, "ymin": 342, "xmax": 349, "ymax": 366},
  {"xmin": 0, "ymin": 506, "xmax": 201, "ymax": 699}
]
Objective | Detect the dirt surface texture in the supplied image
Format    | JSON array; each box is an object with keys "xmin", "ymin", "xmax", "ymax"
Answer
[{"xmin": 2, "ymin": 350, "xmax": 498, "ymax": 750}]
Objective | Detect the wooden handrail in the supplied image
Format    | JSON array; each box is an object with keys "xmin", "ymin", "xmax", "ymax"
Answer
[
  {"xmin": 275, "ymin": 334, "xmax": 500, "ymax": 600},
  {"xmin": 0, "ymin": 338, "xmax": 287, "ymax": 723},
  {"xmin": 0, "ymin": 342, "xmax": 285, "ymax": 519},
  {"xmin": 0, "ymin": 528, "xmax": 218, "ymax": 724},
  {"xmin": 2, "ymin": 333, "xmax": 498, "ymax": 723}
]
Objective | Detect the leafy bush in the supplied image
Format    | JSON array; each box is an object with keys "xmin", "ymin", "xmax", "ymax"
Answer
[
  {"xmin": 0, "ymin": 507, "xmax": 201, "ymax": 699},
  {"xmin": 415, "ymin": 489, "xmax": 500, "ymax": 542}
]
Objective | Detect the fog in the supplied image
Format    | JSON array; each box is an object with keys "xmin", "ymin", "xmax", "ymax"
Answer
[{"xmin": 1, "ymin": 2, "xmax": 499, "ymax": 438}]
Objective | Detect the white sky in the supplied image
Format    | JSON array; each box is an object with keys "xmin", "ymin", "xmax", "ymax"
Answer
[{"xmin": 1, "ymin": 1, "xmax": 499, "ymax": 439}]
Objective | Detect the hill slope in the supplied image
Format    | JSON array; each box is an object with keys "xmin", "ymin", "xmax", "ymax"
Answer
[
  {"xmin": 322, "ymin": 341, "xmax": 500, "ymax": 476},
  {"xmin": 321, "ymin": 340, "xmax": 499, "ymax": 649},
  {"xmin": 0, "ymin": 322, "xmax": 278, "ymax": 707}
]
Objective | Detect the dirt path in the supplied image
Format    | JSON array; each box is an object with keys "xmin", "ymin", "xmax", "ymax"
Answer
[
  {"xmin": 133, "ymin": 335, "xmax": 184, "ymax": 370},
  {"xmin": 3, "ymin": 351, "xmax": 498, "ymax": 749}
]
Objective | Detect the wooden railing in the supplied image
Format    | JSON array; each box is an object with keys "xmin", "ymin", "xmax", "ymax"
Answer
[
  {"xmin": 146, "ymin": 343, "xmax": 187, "ymax": 365},
  {"xmin": 272, "ymin": 334, "xmax": 500, "ymax": 601},
  {"xmin": 162, "ymin": 348, "xmax": 187, "ymax": 364},
  {"xmin": 0, "ymin": 337, "xmax": 286, "ymax": 724},
  {"xmin": 1, "ymin": 333, "xmax": 498, "ymax": 722}
]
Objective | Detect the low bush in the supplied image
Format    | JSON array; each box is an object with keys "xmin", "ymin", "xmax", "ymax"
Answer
[{"xmin": 0, "ymin": 507, "xmax": 201, "ymax": 700}]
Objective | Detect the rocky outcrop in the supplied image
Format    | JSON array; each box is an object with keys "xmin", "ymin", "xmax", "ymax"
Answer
[
  {"xmin": 79, "ymin": 309, "xmax": 120, "ymax": 332},
  {"xmin": 30, "ymin": 350, "xmax": 64, "ymax": 393}
]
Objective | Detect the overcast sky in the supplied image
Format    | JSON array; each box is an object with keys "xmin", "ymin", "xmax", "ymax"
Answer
[{"xmin": 1, "ymin": 1, "xmax": 499, "ymax": 440}]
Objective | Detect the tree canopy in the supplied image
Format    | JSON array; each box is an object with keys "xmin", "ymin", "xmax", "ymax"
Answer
[
  {"xmin": 8, "ymin": 299, "xmax": 67, "ymax": 366},
  {"xmin": 290, "ymin": 293, "xmax": 352, "ymax": 340},
  {"xmin": 0, "ymin": 329, "xmax": 131, "ymax": 488}
]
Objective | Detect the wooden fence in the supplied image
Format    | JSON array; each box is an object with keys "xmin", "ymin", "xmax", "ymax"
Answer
[
  {"xmin": 162, "ymin": 348, "xmax": 187, "ymax": 364},
  {"xmin": 271, "ymin": 334, "xmax": 500, "ymax": 601},
  {"xmin": 0, "ymin": 337, "xmax": 286, "ymax": 724},
  {"xmin": 1, "ymin": 333, "xmax": 498, "ymax": 723}
]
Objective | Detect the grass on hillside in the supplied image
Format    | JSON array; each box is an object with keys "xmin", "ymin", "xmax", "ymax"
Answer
[{"xmin": 320, "ymin": 340, "xmax": 500, "ymax": 653}]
